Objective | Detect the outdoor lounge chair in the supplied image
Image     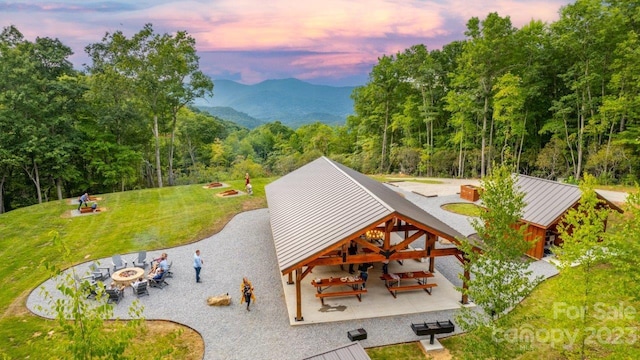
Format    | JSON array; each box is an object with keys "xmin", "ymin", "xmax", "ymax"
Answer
[
  {"xmin": 132, "ymin": 281, "xmax": 149, "ymax": 297},
  {"xmin": 74, "ymin": 273, "xmax": 101, "ymax": 299},
  {"xmin": 111, "ymin": 254, "xmax": 127, "ymax": 272},
  {"xmin": 89, "ymin": 262, "xmax": 111, "ymax": 281},
  {"xmin": 165, "ymin": 261, "xmax": 173, "ymax": 278},
  {"xmin": 149, "ymin": 271, "xmax": 169, "ymax": 289},
  {"xmin": 131, "ymin": 251, "xmax": 148, "ymax": 268},
  {"xmin": 106, "ymin": 288, "xmax": 124, "ymax": 304}
]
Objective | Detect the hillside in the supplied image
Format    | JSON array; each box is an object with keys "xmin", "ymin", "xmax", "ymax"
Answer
[
  {"xmin": 194, "ymin": 78, "xmax": 355, "ymax": 128},
  {"xmin": 197, "ymin": 106, "xmax": 264, "ymax": 129}
]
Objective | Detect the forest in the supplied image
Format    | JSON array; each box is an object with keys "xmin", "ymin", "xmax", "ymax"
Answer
[{"xmin": 1, "ymin": 0, "xmax": 639, "ymax": 213}]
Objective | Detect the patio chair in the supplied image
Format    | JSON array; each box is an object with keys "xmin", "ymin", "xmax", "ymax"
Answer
[
  {"xmin": 111, "ymin": 254, "xmax": 127, "ymax": 272},
  {"xmin": 106, "ymin": 288, "xmax": 124, "ymax": 304},
  {"xmin": 132, "ymin": 281, "xmax": 149, "ymax": 298},
  {"xmin": 165, "ymin": 261, "xmax": 173, "ymax": 278},
  {"xmin": 149, "ymin": 271, "xmax": 169, "ymax": 289},
  {"xmin": 74, "ymin": 273, "xmax": 101, "ymax": 299},
  {"xmin": 89, "ymin": 262, "xmax": 111, "ymax": 281},
  {"xmin": 131, "ymin": 251, "xmax": 148, "ymax": 269}
]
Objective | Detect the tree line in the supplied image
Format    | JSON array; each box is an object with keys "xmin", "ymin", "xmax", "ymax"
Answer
[
  {"xmin": 348, "ymin": 0, "xmax": 639, "ymax": 182},
  {"xmin": 1, "ymin": 0, "xmax": 638, "ymax": 213}
]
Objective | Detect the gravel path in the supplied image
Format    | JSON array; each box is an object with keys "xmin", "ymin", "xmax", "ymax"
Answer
[{"xmin": 26, "ymin": 180, "xmax": 561, "ymax": 360}]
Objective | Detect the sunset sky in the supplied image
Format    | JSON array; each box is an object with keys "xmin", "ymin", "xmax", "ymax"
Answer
[{"xmin": 1, "ymin": 0, "xmax": 573, "ymax": 86}]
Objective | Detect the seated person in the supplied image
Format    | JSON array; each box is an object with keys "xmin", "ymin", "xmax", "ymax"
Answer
[
  {"xmin": 149, "ymin": 268, "xmax": 164, "ymax": 281},
  {"xmin": 151, "ymin": 252, "xmax": 168, "ymax": 272},
  {"xmin": 131, "ymin": 277, "xmax": 146, "ymax": 289},
  {"xmin": 109, "ymin": 282, "xmax": 125, "ymax": 292}
]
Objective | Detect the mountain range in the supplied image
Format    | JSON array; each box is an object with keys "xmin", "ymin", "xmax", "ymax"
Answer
[{"xmin": 194, "ymin": 78, "xmax": 356, "ymax": 129}]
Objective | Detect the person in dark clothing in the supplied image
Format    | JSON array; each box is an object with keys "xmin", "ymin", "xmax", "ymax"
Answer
[
  {"xmin": 358, "ymin": 263, "xmax": 373, "ymax": 289},
  {"xmin": 348, "ymin": 241, "xmax": 358, "ymax": 274}
]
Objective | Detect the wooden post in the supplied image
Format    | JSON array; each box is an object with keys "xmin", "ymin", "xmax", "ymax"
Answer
[
  {"xmin": 384, "ymin": 219, "xmax": 393, "ymax": 250},
  {"xmin": 427, "ymin": 234, "xmax": 436, "ymax": 273},
  {"xmin": 287, "ymin": 272, "xmax": 293, "ymax": 285},
  {"xmin": 461, "ymin": 257, "xmax": 470, "ymax": 305},
  {"xmin": 295, "ymin": 268, "xmax": 304, "ymax": 321}
]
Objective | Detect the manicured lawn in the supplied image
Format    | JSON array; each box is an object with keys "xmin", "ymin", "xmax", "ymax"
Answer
[
  {"xmin": 441, "ymin": 261, "xmax": 640, "ymax": 359},
  {"xmin": 441, "ymin": 203, "xmax": 483, "ymax": 217},
  {"xmin": 367, "ymin": 342, "xmax": 427, "ymax": 359},
  {"xmin": 0, "ymin": 179, "xmax": 268, "ymax": 359}
]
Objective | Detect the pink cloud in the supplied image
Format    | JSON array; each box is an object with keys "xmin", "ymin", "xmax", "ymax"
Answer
[{"xmin": 0, "ymin": 0, "xmax": 572, "ymax": 85}]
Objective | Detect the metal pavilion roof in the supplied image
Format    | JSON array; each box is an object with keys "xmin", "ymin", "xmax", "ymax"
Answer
[
  {"xmin": 265, "ymin": 156, "xmax": 464, "ymax": 274},
  {"xmin": 516, "ymin": 174, "xmax": 621, "ymax": 228}
]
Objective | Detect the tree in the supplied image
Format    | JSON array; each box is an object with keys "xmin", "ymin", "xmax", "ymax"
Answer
[
  {"xmin": 547, "ymin": 0, "xmax": 626, "ymax": 181},
  {"xmin": 0, "ymin": 26, "xmax": 80, "ymax": 205},
  {"xmin": 450, "ymin": 13, "xmax": 517, "ymax": 177},
  {"xmin": 456, "ymin": 166, "xmax": 540, "ymax": 359},
  {"xmin": 492, "ymin": 72, "xmax": 526, "ymax": 166},
  {"xmin": 86, "ymin": 24, "xmax": 212, "ymax": 188},
  {"xmin": 38, "ymin": 232, "xmax": 144, "ymax": 359},
  {"xmin": 555, "ymin": 173, "xmax": 611, "ymax": 359}
]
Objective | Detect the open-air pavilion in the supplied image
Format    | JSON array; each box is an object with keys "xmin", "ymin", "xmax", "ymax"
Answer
[{"xmin": 266, "ymin": 156, "xmax": 473, "ymax": 322}]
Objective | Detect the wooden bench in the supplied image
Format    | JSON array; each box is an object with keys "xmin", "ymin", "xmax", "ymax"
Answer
[
  {"xmin": 219, "ymin": 189, "xmax": 239, "ymax": 196},
  {"xmin": 79, "ymin": 207, "xmax": 98, "ymax": 214},
  {"xmin": 315, "ymin": 289, "xmax": 367, "ymax": 305},
  {"xmin": 387, "ymin": 283, "xmax": 437, "ymax": 298}
]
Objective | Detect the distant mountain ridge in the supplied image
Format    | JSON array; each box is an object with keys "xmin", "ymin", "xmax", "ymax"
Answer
[{"xmin": 194, "ymin": 78, "xmax": 355, "ymax": 129}]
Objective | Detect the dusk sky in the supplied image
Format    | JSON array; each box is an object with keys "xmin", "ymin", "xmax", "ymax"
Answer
[{"xmin": 1, "ymin": 0, "xmax": 573, "ymax": 86}]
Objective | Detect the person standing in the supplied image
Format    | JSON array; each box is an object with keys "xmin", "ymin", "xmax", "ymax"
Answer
[
  {"xmin": 240, "ymin": 277, "xmax": 255, "ymax": 311},
  {"xmin": 358, "ymin": 263, "xmax": 373, "ymax": 289},
  {"xmin": 245, "ymin": 172, "xmax": 253, "ymax": 195},
  {"xmin": 194, "ymin": 250, "xmax": 203, "ymax": 283},
  {"xmin": 77, "ymin": 192, "xmax": 89, "ymax": 211},
  {"xmin": 348, "ymin": 240, "xmax": 358, "ymax": 274}
]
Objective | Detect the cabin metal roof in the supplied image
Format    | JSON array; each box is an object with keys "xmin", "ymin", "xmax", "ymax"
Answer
[
  {"xmin": 303, "ymin": 342, "xmax": 371, "ymax": 360},
  {"xmin": 266, "ymin": 156, "xmax": 464, "ymax": 274},
  {"xmin": 516, "ymin": 174, "xmax": 622, "ymax": 228}
]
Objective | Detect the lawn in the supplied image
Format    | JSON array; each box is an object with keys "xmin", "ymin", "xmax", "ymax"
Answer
[
  {"xmin": 441, "ymin": 203, "xmax": 483, "ymax": 217},
  {"xmin": 0, "ymin": 179, "xmax": 268, "ymax": 359},
  {"xmin": 441, "ymin": 261, "xmax": 640, "ymax": 358}
]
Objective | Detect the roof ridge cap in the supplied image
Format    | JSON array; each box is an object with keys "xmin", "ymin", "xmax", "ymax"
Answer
[
  {"xmin": 517, "ymin": 174, "xmax": 579, "ymax": 188},
  {"xmin": 323, "ymin": 156, "xmax": 395, "ymax": 212}
]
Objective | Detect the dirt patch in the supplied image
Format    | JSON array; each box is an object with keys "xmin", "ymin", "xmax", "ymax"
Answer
[
  {"xmin": 2, "ymin": 290, "xmax": 31, "ymax": 319},
  {"xmin": 427, "ymin": 348, "xmax": 452, "ymax": 360},
  {"xmin": 145, "ymin": 321, "xmax": 204, "ymax": 360}
]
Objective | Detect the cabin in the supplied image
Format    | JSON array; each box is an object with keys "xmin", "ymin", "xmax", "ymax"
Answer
[{"xmin": 463, "ymin": 175, "xmax": 624, "ymax": 259}]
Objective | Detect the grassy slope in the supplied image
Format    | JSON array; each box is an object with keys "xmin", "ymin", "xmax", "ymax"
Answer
[
  {"xmin": 441, "ymin": 262, "xmax": 640, "ymax": 359},
  {"xmin": 0, "ymin": 179, "xmax": 268, "ymax": 359}
]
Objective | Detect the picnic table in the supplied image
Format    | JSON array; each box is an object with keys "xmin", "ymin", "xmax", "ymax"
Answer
[
  {"xmin": 380, "ymin": 271, "xmax": 437, "ymax": 298},
  {"xmin": 311, "ymin": 276, "xmax": 366, "ymax": 305}
]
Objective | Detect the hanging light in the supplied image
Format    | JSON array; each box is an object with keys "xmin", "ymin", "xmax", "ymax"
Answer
[{"xmin": 365, "ymin": 229, "xmax": 383, "ymax": 240}]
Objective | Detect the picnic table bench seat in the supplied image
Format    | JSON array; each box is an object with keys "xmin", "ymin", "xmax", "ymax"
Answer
[
  {"xmin": 315, "ymin": 289, "xmax": 367, "ymax": 305},
  {"xmin": 387, "ymin": 283, "xmax": 437, "ymax": 298}
]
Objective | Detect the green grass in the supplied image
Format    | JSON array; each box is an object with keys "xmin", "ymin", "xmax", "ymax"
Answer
[
  {"xmin": 367, "ymin": 342, "xmax": 428, "ymax": 359},
  {"xmin": 441, "ymin": 262, "xmax": 640, "ymax": 359},
  {"xmin": 441, "ymin": 203, "xmax": 483, "ymax": 217},
  {"xmin": 0, "ymin": 179, "xmax": 269, "ymax": 359}
]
